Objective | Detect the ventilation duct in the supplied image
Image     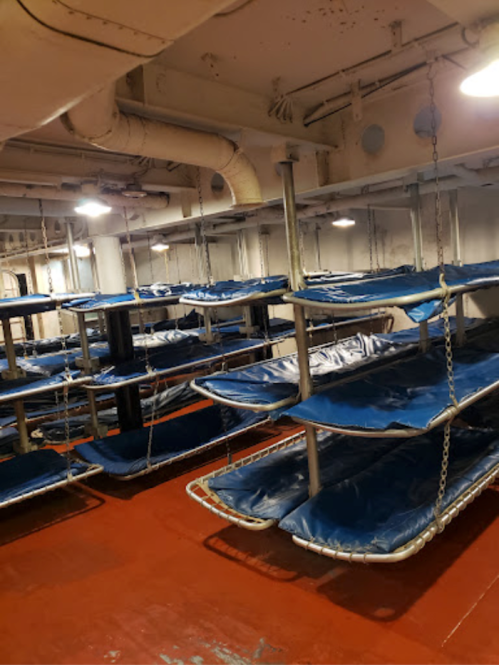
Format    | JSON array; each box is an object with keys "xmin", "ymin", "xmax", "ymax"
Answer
[
  {"xmin": 63, "ymin": 86, "xmax": 263, "ymax": 209},
  {"xmin": 0, "ymin": 0, "xmax": 236, "ymax": 142}
]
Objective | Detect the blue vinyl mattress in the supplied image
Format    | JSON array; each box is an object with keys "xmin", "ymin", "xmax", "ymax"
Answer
[
  {"xmin": 180, "ymin": 276, "xmax": 289, "ymax": 305},
  {"xmin": 92, "ymin": 338, "xmax": 269, "ymax": 388},
  {"xmin": 279, "ymin": 427, "xmax": 499, "ymax": 555},
  {"xmin": 287, "ymin": 260, "xmax": 499, "ymax": 322},
  {"xmin": 285, "ymin": 328, "xmax": 499, "ymax": 433},
  {"xmin": 75, "ymin": 405, "xmax": 267, "ymax": 476}
]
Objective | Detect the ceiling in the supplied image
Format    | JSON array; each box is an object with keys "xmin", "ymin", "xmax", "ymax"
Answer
[{"xmin": 159, "ymin": 0, "xmax": 456, "ymax": 103}]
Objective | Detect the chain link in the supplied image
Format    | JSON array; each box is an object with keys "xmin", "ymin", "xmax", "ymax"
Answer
[
  {"xmin": 196, "ymin": 168, "xmax": 213, "ymax": 284},
  {"xmin": 298, "ymin": 221, "xmax": 307, "ymax": 274},
  {"xmin": 257, "ymin": 223, "xmax": 267, "ymax": 279},
  {"xmin": 39, "ymin": 200, "xmax": 72, "ymax": 476},
  {"xmin": 427, "ymin": 63, "xmax": 458, "ymax": 531}
]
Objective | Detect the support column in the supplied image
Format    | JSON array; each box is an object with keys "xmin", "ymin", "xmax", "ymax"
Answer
[
  {"xmin": 76, "ymin": 312, "xmax": 107, "ymax": 439},
  {"xmin": 449, "ymin": 190, "xmax": 466, "ymax": 346},
  {"xmin": 314, "ymin": 224, "xmax": 322, "ymax": 272},
  {"xmin": 281, "ymin": 161, "xmax": 321, "ymax": 498},
  {"xmin": 92, "ymin": 236, "xmax": 126, "ymax": 294},
  {"xmin": 106, "ymin": 309, "xmax": 143, "ymax": 432},
  {"xmin": 409, "ymin": 183, "xmax": 429, "ymax": 351},
  {"xmin": 237, "ymin": 230, "xmax": 249, "ymax": 279},
  {"xmin": 2, "ymin": 319, "xmax": 31, "ymax": 453},
  {"xmin": 66, "ymin": 220, "xmax": 81, "ymax": 292},
  {"xmin": 89, "ymin": 243, "xmax": 105, "ymax": 334}
]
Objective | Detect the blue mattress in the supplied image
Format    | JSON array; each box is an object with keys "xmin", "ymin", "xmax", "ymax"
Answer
[
  {"xmin": 38, "ymin": 381, "xmax": 196, "ymax": 443},
  {"xmin": 0, "ymin": 345, "xmax": 109, "ymax": 377},
  {"xmin": 0, "ymin": 449, "xmax": 96, "ymax": 506},
  {"xmin": 193, "ymin": 318, "xmax": 479, "ymax": 411},
  {"xmin": 0, "ymin": 371, "xmax": 83, "ymax": 403},
  {"xmin": 0, "ymin": 293, "xmax": 93, "ymax": 319},
  {"xmin": 75, "ymin": 405, "xmax": 267, "ymax": 476},
  {"xmin": 92, "ymin": 338, "xmax": 269, "ymax": 388},
  {"xmin": 286, "ymin": 329, "xmax": 499, "ymax": 433},
  {"xmin": 180, "ymin": 276, "xmax": 289, "ymax": 305},
  {"xmin": 288, "ymin": 260, "xmax": 499, "ymax": 322},
  {"xmin": 68, "ymin": 283, "xmax": 197, "ymax": 312},
  {"xmin": 279, "ymin": 428, "xmax": 499, "ymax": 555},
  {"xmin": 305, "ymin": 265, "xmax": 415, "ymax": 286},
  {"xmin": 208, "ymin": 431, "xmax": 397, "ymax": 521}
]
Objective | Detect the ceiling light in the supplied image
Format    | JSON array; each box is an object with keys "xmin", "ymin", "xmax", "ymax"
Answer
[
  {"xmin": 152, "ymin": 241, "xmax": 170, "ymax": 253},
  {"xmin": 74, "ymin": 197, "xmax": 112, "ymax": 218},
  {"xmin": 332, "ymin": 217, "xmax": 356, "ymax": 228},
  {"xmin": 460, "ymin": 58, "xmax": 499, "ymax": 97},
  {"xmin": 460, "ymin": 23, "xmax": 499, "ymax": 98}
]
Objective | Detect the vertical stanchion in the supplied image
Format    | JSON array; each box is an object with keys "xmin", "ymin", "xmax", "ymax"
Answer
[
  {"xmin": 409, "ymin": 183, "xmax": 429, "ymax": 351},
  {"xmin": 449, "ymin": 190, "xmax": 465, "ymax": 346},
  {"xmin": 66, "ymin": 220, "xmax": 81, "ymax": 292},
  {"xmin": 280, "ymin": 160, "xmax": 321, "ymax": 498},
  {"xmin": 77, "ymin": 311, "xmax": 105, "ymax": 438},
  {"xmin": 2, "ymin": 318, "xmax": 30, "ymax": 453}
]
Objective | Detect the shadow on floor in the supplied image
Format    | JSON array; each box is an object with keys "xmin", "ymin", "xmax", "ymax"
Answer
[
  {"xmin": 202, "ymin": 487, "xmax": 499, "ymax": 620},
  {"xmin": 0, "ymin": 484, "xmax": 105, "ymax": 547},
  {"xmin": 85, "ymin": 422, "xmax": 300, "ymax": 500}
]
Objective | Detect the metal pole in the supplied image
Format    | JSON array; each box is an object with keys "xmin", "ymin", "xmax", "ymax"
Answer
[
  {"xmin": 281, "ymin": 161, "xmax": 321, "ymax": 497},
  {"xmin": 66, "ymin": 220, "xmax": 81, "ymax": 292},
  {"xmin": 2, "ymin": 319, "xmax": 30, "ymax": 453},
  {"xmin": 409, "ymin": 183, "xmax": 429, "ymax": 351},
  {"xmin": 449, "ymin": 190, "xmax": 466, "ymax": 346},
  {"xmin": 315, "ymin": 224, "xmax": 322, "ymax": 272}
]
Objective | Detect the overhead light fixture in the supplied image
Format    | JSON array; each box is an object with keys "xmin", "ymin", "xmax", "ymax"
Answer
[
  {"xmin": 151, "ymin": 241, "xmax": 170, "ymax": 253},
  {"xmin": 332, "ymin": 216, "xmax": 356, "ymax": 228},
  {"xmin": 460, "ymin": 23, "xmax": 499, "ymax": 98},
  {"xmin": 74, "ymin": 197, "xmax": 112, "ymax": 218}
]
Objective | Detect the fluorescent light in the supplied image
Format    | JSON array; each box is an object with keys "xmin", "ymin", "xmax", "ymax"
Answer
[
  {"xmin": 332, "ymin": 217, "xmax": 356, "ymax": 228},
  {"xmin": 460, "ymin": 58, "xmax": 499, "ymax": 97},
  {"xmin": 152, "ymin": 242, "xmax": 170, "ymax": 252},
  {"xmin": 74, "ymin": 198, "xmax": 112, "ymax": 218}
]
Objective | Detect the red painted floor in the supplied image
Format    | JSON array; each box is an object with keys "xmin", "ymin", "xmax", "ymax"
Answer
[{"xmin": 1, "ymin": 423, "xmax": 499, "ymax": 664}]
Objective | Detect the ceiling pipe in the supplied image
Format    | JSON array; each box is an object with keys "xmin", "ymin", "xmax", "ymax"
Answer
[
  {"xmin": 63, "ymin": 85, "xmax": 263, "ymax": 210},
  {"xmin": 0, "ymin": 182, "xmax": 169, "ymax": 209}
]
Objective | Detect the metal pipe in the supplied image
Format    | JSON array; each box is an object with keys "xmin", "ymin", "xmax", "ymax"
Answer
[
  {"xmin": 449, "ymin": 190, "xmax": 466, "ymax": 346},
  {"xmin": 409, "ymin": 183, "xmax": 429, "ymax": 351},
  {"xmin": 65, "ymin": 220, "xmax": 81, "ymax": 292},
  {"xmin": 2, "ymin": 319, "xmax": 30, "ymax": 453},
  {"xmin": 281, "ymin": 160, "xmax": 321, "ymax": 498}
]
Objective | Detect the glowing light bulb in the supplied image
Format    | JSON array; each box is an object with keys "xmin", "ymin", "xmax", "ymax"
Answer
[
  {"xmin": 74, "ymin": 198, "xmax": 112, "ymax": 217},
  {"xmin": 460, "ymin": 58, "xmax": 499, "ymax": 97},
  {"xmin": 332, "ymin": 217, "xmax": 356, "ymax": 228}
]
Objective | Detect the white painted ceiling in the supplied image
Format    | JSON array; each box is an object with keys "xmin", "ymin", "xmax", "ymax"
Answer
[{"xmin": 159, "ymin": 0, "xmax": 455, "ymax": 103}]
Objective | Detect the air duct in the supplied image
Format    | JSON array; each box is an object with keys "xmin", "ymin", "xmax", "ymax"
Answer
[
  {"xmin": 63, "ymin": 86, "xmax": 263, "ymax": 209},
  {"xmin": 0, "ymin": 0, "xmax": 237, "ymax": 142}
]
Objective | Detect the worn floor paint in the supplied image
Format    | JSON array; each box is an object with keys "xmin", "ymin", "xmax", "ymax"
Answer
[{"xmin": 0, "ymin": 421, "xmax": 498, "ymax": 664}]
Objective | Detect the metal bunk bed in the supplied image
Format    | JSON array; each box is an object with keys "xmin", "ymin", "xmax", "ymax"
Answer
[{"xmin": 187, "ymin": 80, "xmax": 499, "ymax": 562}]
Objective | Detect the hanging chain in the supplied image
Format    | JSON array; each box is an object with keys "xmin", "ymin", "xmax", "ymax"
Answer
[
  {"xmin": 257, "ymin": 223, "xmax": 267, "ymax": 279},
  {"xmin": 367, "ymin": 205, "xmax": 374, "ymax": 273},
  {"xmin": 39, "ymin": 200, "xmax": 72, "ymax": 476},
  {"xmin": 196, "ymin": 168, "xmax": 213, "ymax": 284},
  {"xmin": 427, "ymin": 63, "xmax": 458, "ymax": 531},
  {"xmin": 147, "ymin": 233, "xmax": 154, "ymax": 285}
]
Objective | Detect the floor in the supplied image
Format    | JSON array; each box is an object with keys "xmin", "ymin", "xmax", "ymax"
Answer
[{"xmin": 1, "ymin": 421, "xmax": 499, "ymax": 664}]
